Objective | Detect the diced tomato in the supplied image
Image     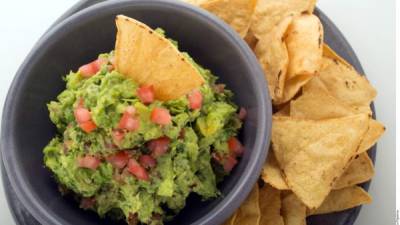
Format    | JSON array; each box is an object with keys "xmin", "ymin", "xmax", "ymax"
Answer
[
  {"xmin": 150, "ymin": 108, "xmax": 171, "ymax": 125},
  {"xmin": 137, "ymin": 85, "xmax": 155, "ymax": 104},
  {"xmin": 188, "ymin": 89, "xmax": 203, "ymax": 110},
  {"xmin": 238, "ymin": 107, "xmax": 247, "ymax": 120},
  {"xmin": 92, "ymin": 58, "xmax": 108, "ymax": 71},
  {"xmin": 118, "ymin": 112, "xmax": 140, "ymax": 131},
  {"xmin": 128, "ymin": 159, "xmax": 149, "ymax": 181},
  {"xmin": 228, "ymin": 137, "xmax": 245, "ymax": 157},
  {"xmin": 78, "ymin": 155, "xmax": 101, "ymax": 170},
  {"xmin": 78, "ymin": 63, "xmax": 97, "ymax": 78},
  {"xmin": 78, "ymin": 58, "xmax": 107, "ymax": 77},
  {"xmin": 74, "ymin": 107, "xmax": 91, "ymax": 123},
  {"xmin": 148, "ymin": 137, "xmax": 170, "ymax": 158},
  {"xmin": 223, "ymin": 155, "xmax": 238, "ymax": 173},
  {"xmin": 106, "ymin": 151, "xmax": 130, "ymax": 169},
  {"xmin": 79, "ymin": 120, "xmax": 97, "ymax": 133},
  {"xmin": 112, "ymin": 130, "xmax": 125, "ymax": 143},
  {"xmin": 139, "ymin": 155, "xmax": 157, "ymax": 168},
  {"xmin": 80, "ymin": 197, "xmax": 96, "ymax": 209},
  {"xmin": 125, "ymin": 106, "xmax": 136, "ymax": 115}
]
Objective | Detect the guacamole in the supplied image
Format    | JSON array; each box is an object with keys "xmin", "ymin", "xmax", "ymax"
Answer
[{"xmin": 44, "ymin": 36, "xmax": 244, "ymax": 225}]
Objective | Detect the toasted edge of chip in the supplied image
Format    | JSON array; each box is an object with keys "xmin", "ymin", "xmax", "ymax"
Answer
[
  {"xmin": 323, "ymin": 43, "xmax": 352, "ymax": 68},
  {"xmin": 308, "ymin": 186, "xmax": 372, "ymax": 215},
  {"xmin": 114, "ymin": 15, "xmax": 204, "ymax": 101}
]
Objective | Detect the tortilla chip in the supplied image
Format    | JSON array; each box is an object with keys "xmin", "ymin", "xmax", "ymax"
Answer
[
  {"xmin": 323, "ymin": 44, "xmax": 352, "ymax": 68},
  {"xmin": 259, "ymin": 184, "xmax": 284, "ymax": 225},
  {"xmin": 282, "ymin": 193, "xmax": 307, "ymax": 225},
  {"xmin": 233, "ymin": 185, "xmax": 261, "ymax": 225},
  {"xmin": 272, "ymin": 114, "xmax": 369, "ymax": 208},
  {"xmin": 199, "ymin": 0, "xmax": 258, "ymax": 37},
  {"xmin": 290, "ymin": 83, "xmax": 356, "ymax": 119},
  {"xmin": 274, "ymin": 103, "xmax": 290, "ymax": 116},
  {"xmin": 114, "ymin": 15, "xmax": 204, "ymax": 101},
  {"xmin": 244, "ymin": 28, "xmax": 258, "ymax": 50},
  {"xmin": 262, "ymin": 152, "xmax": 289, "ymax": 190},
  {"xmin": 286, "ymin": 14, "xmax": 323, "ymax": 79},
  {"xmin": 333, "ymin": 153, "xmax": 374, "ymax": 189},
  {"xmin": 318, "ymin": 57, "xmax": 377, "ymax": 114},
  {"xmin": 308, "ymin": 186, "xmax": 372, "ymax": 215},
  {"xmin": 358, "ymin": 119, "xmax": 385, "ymax": 153},
  {"xmin": 262, "ymin": 151, "xmax": 374, "ymax": 191},
  {"xmin": 250, "ymin": 0, "xmax": 317, "ymax": 40},
  {"xmin": 254, "ymin": 16, "xmax": 292, "ymax": 101}
]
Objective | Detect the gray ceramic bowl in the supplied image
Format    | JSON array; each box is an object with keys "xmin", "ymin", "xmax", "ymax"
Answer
[{"xmin": 0, "ymin": 0, "xmax": 271, "ymax": 225}]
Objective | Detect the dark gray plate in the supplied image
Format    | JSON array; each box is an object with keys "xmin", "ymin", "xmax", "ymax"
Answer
[{"xmin": 1, "ymin": 1, "xmax": 376, "ymax": 225}]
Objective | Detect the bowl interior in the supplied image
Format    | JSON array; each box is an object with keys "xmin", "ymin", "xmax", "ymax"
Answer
[{"xmin": 1, "ymin": 1, "xmax": 270, "ymax": 225}]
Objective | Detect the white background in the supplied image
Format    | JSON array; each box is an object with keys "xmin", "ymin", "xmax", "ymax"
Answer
[{"xmin": 0, "ymin": 0, "xmax": 396, "ymax": 225}]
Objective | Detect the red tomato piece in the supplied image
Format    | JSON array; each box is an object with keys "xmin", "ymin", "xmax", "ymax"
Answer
[
  {"xmin": 79, "ymin": 120, "xmax": 97, "ymax": 133},
  {"xmin": 106, "ymin": 151, "xmax": 130, "ymax": 169},
  {"xmin": 92, "ymin": 58, "xmax": 108, "ymax": 71},
  {"xmin": 80, "ymin": 197, "xmax": 96, "ymax": 209},
  {"xmin": 228, "ymin": 137, "xmax": 245, "ymax": 157},
  {"xmin": 78, "ymin": 155, "xmax": 101, "ymax": 170},
  {"xmin": 223, "ymin": 155, "xmax": 238, "ymax": 173},
  {"xmin": 125, "ymin": 106, "xmax": 136, "ymax": 115},
  {"xmin": 127, "ymin": 159, "xmax": 149, "ymax": 181},
  {"xmin": 150, "ymin": 108, "xmax": 172, "ymax": 125},
  {"xmin": 137, "ymin": 85, "xmax": 155, "ymax": 104},
  {"xmin": 118, "ymin": 112, "xmax": 140, "ymax": 131},
  {"xmin": 139, "ymin": 155, "xmax": 157, "ymax": 168},
  {"xmin": 78, "ymin": 63, "xmax": 97, "ymax": 78},
  {"xmin": 112, "ymin": 130, "xmax": 125, "ymax": 143},
  {"xmin": 74, "ymin": 107, "xmax": 91, "ymax": 123},
  {"xmin": 238, "ymin": 107, "xmax": 247, "ymax": 120},
  {"xmin": 148, "ymin": 137, "xmax": 170, "ymax": 158},
  {"xmin": 188, "ymin": 89, "xmax": 203, "ymax": 110}
]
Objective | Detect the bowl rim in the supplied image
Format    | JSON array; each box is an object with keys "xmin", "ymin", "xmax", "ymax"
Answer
[{"xmin": 0, "ymin": 0, "xmax": 271, "ymax": 224}]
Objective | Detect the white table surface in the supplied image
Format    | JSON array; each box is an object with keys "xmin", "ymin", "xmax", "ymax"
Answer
[{"xmin": 0, "ymin": 0, "xmax": 395, "ymax": 225}]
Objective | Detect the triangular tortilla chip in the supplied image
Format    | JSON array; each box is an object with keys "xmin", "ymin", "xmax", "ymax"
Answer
[
  {"xmin": 318, "ymin": 56, "xmax": 377, "ymax": 114},
  {"xmin": 259, "ymin": 184, "xmax": 284, "ymax": 225},
  {"xmin": 250, "ymin": 0, "xmax": 317, "ymax": 40},
  {"xmin": 285, "ymin": 14, "xmax": 323, "ymax": 79},
  {"xmin": 358, "ymin": 119, "xmax": 385, "ymax": 153},
  {"xmin": 262, "ymin": 152, "xmax": 375, "ymax": 191},
  {"xmin": 199, "ymin": 0, "xmax": 258, "ymax": 37},
  {"xmin": 254, "ymin": 16, "xmax": 292, "ymax": 101},
  {"xmin": 282, "ymin": 193, "xmax": 307, "ymax": 225},
  {"xmin": 308, "ymin": 186, "xmax": 372, "ymax": 215},
  {"xmin": 262, "ymin": 151, "xmax": 289, "ymax": 190},
  {"xmin": 333, "ymin": 153, "xmax": 374, "ymax": 189},
  {"xmin": 290, "ymin": 81, "xmax": 357, "ymax": 119},
  {"xmin": 272, "ymin": 114, "xmax": 369, "ymax": 208},
  {"xmin": 273, "ymin": 14, "xmax": 323, "ymax": 104},
  {"xmin": 114, "ymin": 15, "xmax": 204, "ymax": 100},
  {"xmin": 232, "ymin": 185, "xmax": 261, "ymax": 225}
]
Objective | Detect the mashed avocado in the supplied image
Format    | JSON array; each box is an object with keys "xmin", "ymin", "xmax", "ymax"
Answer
[{"xmin": 44, "ymin": 39, "xmax": 243, "ymax": 224}]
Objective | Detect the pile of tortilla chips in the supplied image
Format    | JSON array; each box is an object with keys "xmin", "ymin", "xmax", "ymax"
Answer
[{"xmin": 183, "ymin": 0, "xmax": 385, "ymax": 224}]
